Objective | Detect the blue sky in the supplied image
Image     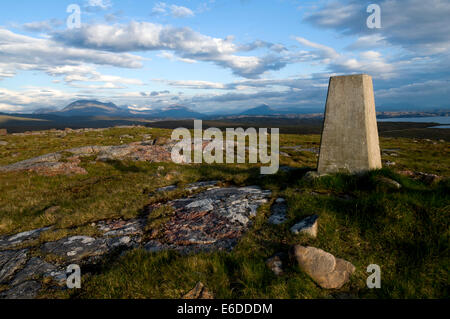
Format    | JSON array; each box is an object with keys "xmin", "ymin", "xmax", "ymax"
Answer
[{"xmin": 0, "ymin": 0, "xmax": 449, "ymax": 114}]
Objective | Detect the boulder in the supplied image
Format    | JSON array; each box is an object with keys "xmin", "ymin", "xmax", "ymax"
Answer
[{"xmin": 292, "ymin": 245, "xmax": 355, "ymax": 289}]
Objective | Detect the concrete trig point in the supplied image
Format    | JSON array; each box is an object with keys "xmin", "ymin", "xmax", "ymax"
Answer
[{"xmin": 317, "ymin": 74, "xmax": 382, "ymax": 174}]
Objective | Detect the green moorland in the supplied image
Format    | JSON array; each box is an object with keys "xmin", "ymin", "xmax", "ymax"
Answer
[{"xmin": 0, "ymin": 126, "xmax": 448, "ymax": 299}]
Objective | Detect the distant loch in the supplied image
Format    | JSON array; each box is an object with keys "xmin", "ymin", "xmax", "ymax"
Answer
[{"xmin": 378, "ymin": 116, "xmax": 450, "ymax": 128}]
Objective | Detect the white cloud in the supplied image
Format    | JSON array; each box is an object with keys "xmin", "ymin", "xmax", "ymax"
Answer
[
  {"xmin": 22, "ymin": 19, "xmax": 63, "ymax": 33},
  {"xmin": 152, "ymin": 2, "xmax": 195, "ymax": 18},
  {"xmin": 87, "ymin": 0, "xmax": 112, "ymax": 9},
  {"xmin": 0, "ymin": 28, "xmax": 143, "ymax": 83},
  {"xmin": 170, "ymin": 5, "xmax": 195, "ymax": 18},
  {"xmin": 295, "ymin": 37, "xmax": 395, "ymax": 79},
  {"xmin": 54, "ymin": 22, "xmax": 287, "ymax": 78}
]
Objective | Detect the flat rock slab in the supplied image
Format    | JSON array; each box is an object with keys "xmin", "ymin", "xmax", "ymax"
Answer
[
  {"xmin": 156, "ymin": 181, "xmax": 220, "ymax": 193},
  {"xmin": 10, "ymin": 257, "xmax": 65, "ymax": 287},
  {"xmin": 290, "ymin": 215, "xmax": 319, "ymax": 237},
  {"xmin": 0, "ymin": 280, "xmax": 42, "ymax": 299},
  {"xmin": 97, "ymin": 218, "xmax": 146, "ymax": 238},
  {"xmin": 0, "ymin": 227, "xmax": 51, "ymax": 250},
  {"xmin": 41, "ymin": 235, "xmax": 135, "ymax": 263},
  {"xmin": 0, "ymin": 142, "xmax": 174, "ymax": 176},
  {"xmin": 146, "ymin": 186, "xmax": 271, "ymax": 253},
  {"xmin": 0, "ymin": 249, "xmax": 29, "ymax": 284},
  {"xmin": 292, "ymin": 245, "xmax": 355, "ymax": 289}
]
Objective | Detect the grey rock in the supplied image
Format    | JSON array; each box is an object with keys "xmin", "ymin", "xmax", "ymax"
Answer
[
  {"xmin": 97, "ymin": 218, "xmax": 145, "ymax": 238},
  {"xmin": 0, "ymin": 153, "xmax": 61, "ymax": 172},
  {"xmin": 156, "ymin": 185, "xmax": 178, "ymax": 192},
  {"xmin": 185, "ymin": 181, "xmax": 219, "ymax": 191},
  {"xmin": 41, "ymin": 235, "xmax": 133, "ymax": 263},
  {"xmin": 0, "ymin": 226, "xmax": 51, "ymax": 250},
  {"xmin": 292, "ymin": 245, "xmax": 355, "ymax": 289},
  {"xmin": 0, "ymin": 141, "xmax": 8, "ymax": 146},
  {"xmin": 268, "ymin": 198, "xmax": 288, "ymax": 225},
  {"xmin": 0, "ymin": 280, "xmax": 41, "ymax": 299},
  {"xmin": 0, "ymin": 249, "xmax": 29, "ymax": 284},
  {"xmin": 290, "ymin": 215, "xmax": 319, "ymax": 237},
  {"xmin": 10, "ymin": 257, "xmax": 62, "ymax": 286}
]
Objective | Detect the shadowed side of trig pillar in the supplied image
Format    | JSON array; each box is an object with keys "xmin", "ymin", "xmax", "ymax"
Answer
[{"xmin": 317, "ymin": 74, "xmax": 382, "ymax": 174}]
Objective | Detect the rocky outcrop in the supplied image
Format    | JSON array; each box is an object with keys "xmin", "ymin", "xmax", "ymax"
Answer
[
  {"xmin": 0, "ymin": 142, "xmax": 174, "ymax": 176},
  {"xmin": 0, "ymin": 183, "xmax": 272, "ymax": 299},
  {"xmin": 145, "ymin": 186, "xmax": 271, "ymax": 253},
  {"xmin": 292, "ymin": 245, "xmax": 355, "ymax": 289}
]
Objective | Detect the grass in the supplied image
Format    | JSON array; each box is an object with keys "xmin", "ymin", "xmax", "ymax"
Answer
[{"xmin": 0, "ymin": 126, "xmax": 448, "ymax": 299}]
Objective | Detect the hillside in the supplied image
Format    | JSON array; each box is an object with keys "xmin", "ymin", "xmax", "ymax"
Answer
[{"xmin": 0, "ymin": 126, "xmax": 448, "ymax": 299}]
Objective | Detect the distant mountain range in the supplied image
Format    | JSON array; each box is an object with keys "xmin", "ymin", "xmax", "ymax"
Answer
[
  {"xmin": 33, "ymin": 100, "xmax": 204, "ymax": 119},
  {"xmin": 31, "ymin": 100, "xmax": 318, "ymax": 119}
]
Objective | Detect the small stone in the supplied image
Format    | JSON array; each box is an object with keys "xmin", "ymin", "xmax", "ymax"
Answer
[
  {"xmin": 303, "ymin": 171, "xmax": 327, "ymax": 181},
  {"xmin": 290, "ymin": 215, "xmax": 319, "ymax": 237},
  {"xmin": 376, "ymin": 176, "xmax": 401, "ymax": 190},
  {"xmin": 182, "ymin": 282, "xmax": 214, "ymax": 299},
  {"xmin": 0, "ymin": 141, "xmax": 8, "ymax": 146},
  {"xmin": 292, "ymin": 245, "xmax": 355, "ymax": 289},
  {"xmin": 266, "ymin": 253, "xmax": 286, "ymax": 276},
  {"xmin": 268, "ymin": 199, "xmax": 288, "ymax": 225}
]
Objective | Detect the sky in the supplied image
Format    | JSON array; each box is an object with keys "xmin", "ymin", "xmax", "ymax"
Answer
[{"xmin": 0, "ymin": 0, "xmax": 449, "ymax": 114}]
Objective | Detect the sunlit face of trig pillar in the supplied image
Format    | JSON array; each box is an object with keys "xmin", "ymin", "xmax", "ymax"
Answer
[{"xmin": 318, "ymin": 74, "xmax": 382, "ymax": 174}]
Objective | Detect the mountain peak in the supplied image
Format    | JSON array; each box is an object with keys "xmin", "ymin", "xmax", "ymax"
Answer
[{"xmin": 240, "ymin": 104, "xmax": 277, "ymax": 116}]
